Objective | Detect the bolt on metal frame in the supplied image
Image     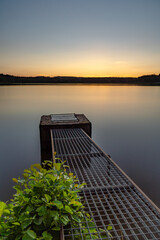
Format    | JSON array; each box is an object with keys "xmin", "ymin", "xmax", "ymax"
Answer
[{"xmin": 51, "ymin": 128, "xmax": 160, "ymax": 239}]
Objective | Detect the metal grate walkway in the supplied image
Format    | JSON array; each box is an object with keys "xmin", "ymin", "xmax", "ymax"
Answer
[{"xmin": 51, "ymin": 128, "xmax": 160, "ymax": 240}]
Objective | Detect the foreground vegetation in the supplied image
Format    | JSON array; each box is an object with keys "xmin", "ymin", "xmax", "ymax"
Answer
[{"xmin": 0, "ymin": 160, "xmax": 112, "ymax": 240}]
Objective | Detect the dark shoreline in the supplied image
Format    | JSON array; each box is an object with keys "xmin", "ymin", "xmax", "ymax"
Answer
[
  {"xmin": 0, "ymin": 73, "xmax": 160, "ymax": 85},
  {"xmin": 1, "ymin": 83, "xmax": 160, "ymax": 86}
]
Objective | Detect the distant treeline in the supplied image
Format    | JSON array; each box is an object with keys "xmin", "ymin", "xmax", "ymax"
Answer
[{"xmin": 0, "ymin": 74, "xmax": 160, "ymax": 85}]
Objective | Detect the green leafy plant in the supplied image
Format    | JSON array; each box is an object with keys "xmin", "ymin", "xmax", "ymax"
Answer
[
  {"xmin": 0, "ymin": 160, "xmax": 112, "ymax": 240},
  {"xmin": 0, "ymin": 160, "xmax": 86, "ymax": 239}
]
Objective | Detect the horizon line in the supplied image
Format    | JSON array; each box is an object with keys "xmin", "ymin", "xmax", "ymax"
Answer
[{"xmin": 1, "ymin": 73, "xmax": 160, "ymax": 79}]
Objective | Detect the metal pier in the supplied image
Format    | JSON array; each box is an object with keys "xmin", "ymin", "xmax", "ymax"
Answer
[{"xmin": 51, "ymin": 128, "xmax": 160, "ymax": 240}]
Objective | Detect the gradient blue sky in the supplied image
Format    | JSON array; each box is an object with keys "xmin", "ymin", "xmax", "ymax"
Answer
[{"xmin": 0, "ymin": 0, "xmax": 160, "ymax": 77}]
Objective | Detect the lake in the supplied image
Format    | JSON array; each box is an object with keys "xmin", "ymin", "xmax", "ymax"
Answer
[{"xmin": 0, "ymin": 84, "xmax": 160, "ymax": 207}]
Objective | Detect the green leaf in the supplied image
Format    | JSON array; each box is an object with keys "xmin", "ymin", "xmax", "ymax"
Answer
[
  {"xmin": 23, "ymin": 173, "xmax": 29, "ymax": 179},
  {"xmin": 12, "ymin": 222, "xmax": 20, "ymax": 226},
  {"xmin": 19, "ymin": 212, "xmax": 30, "ymax": 221},
  {"xmin": 48, "ymin": 174, "xmax": 56, "ymax": 182},
  {"xmin": 61, "ymin": 215, "xmax": 69, "ymax": 225},
  {"xmin": 52, "ymin": 226, "xmax": 60, "ymax": 231},
  {"xmin": 22, "ymin": 230, "xmax": 37, "ymax": 240},
  {"xmin": 26, "ymin": 205, "xmax": 34, "ymax": 212},
  {"xmin": 18, "ymin": 179, "xmax": 26, "ymax": 184},
  {"xmin": 24, "ymin": 169, "xmax": 31, "ymax": 173},
  {"xmin": 65, "ymin": 205, "xmax": 73, "ymax": 214},
  {"xmin": 33, "ymin": 217, "xmax": 43, "ymax": 225},
  {"xmin": 72, "ymin": 215, "xmax": 81, "ymax": 223},
  {"xmin": 107, "ymin": 224, "xmax": 112, "ymax": 231},
  {"xmin": 88, "ymin": 222, "xmax": 96, "ymax": 227},
  {"xmin": 42, "ymin": 231, "xmax": 53, "ymax": 240},
  {"xmin": 63, "ymin": 191, "xmax": 67, "ymax": 197},
  {"xmin": 53, "ymin": 200, "xmax": 63, "ymax": 209},
  {"xmin": 31, "ymin": 164, "xmax": 42, "ymax": 170},
  {"xmin": 50, "ymin": 210, "xmax": 59, "ymax": 219},
  {"xmin": 8, "ymin": 203, "xmax": 13, "ymax": 209},
  {"xmin": 13, "ymin": 185, "xmax": 21, "ymax": 191},
  {"xmin": 36, "ymin": 206, "xmax": 46, "ymax": 216},
  {"xmin": 13, "ymin": 205, "xmax": 22, "ymax": 215},
  {"xmin": 54, "ymin": 163, "xmax": 61, "ymax": 171},
  {"xmin": 12, "ymin": 178, "xmax": 18, "ymax": 183},
  {"xmin": 3, "ymin": 209, "xmax": 10, "ymax": 215},
  {"xmin": 0, "ymin": 201, "xmax": 7, "ymax": 217},
  {"xmin": 45, "ymin": 194, "xmax": 51, "ymax": 203},
  {"xmin": 90, "ymin": 228, "xmax": 97, "ymax": 233},
  {"xmin": 21, "ymin": 219, "xmax": 32, "ymax": 229}
]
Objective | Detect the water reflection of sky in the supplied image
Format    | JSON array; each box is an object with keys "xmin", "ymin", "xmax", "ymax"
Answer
[{"xmin": 0, "ymin": 85, "xmax": 160, "ymax": 207}]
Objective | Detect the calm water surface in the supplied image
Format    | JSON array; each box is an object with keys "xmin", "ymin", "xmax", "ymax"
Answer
[{"xmin": 0, "ymin": 85, "xmax": 160, "ymax": 207}]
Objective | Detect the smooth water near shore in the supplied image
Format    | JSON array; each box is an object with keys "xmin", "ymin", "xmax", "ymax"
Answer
[{"xmin": 0, "ymin": 85, "xmax": 160, "ymax": 207}]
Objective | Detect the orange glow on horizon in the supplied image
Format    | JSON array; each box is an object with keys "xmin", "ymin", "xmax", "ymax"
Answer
[
  {"xmin": 1, "ymin": 45, "xmax": 160, "ymax": 78},
  {"xmin": 2, "ymin": 68, "xmax": 159, "ymax": 78},
  {"xmin": 1, "ymin": 50, "xmax": 159, "ymax": 78}
]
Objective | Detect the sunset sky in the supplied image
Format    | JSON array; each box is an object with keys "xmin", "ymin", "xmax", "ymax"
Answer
[{"xmin": 0, "ymin": 0, "xmax": 160, "ymax": 77}]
